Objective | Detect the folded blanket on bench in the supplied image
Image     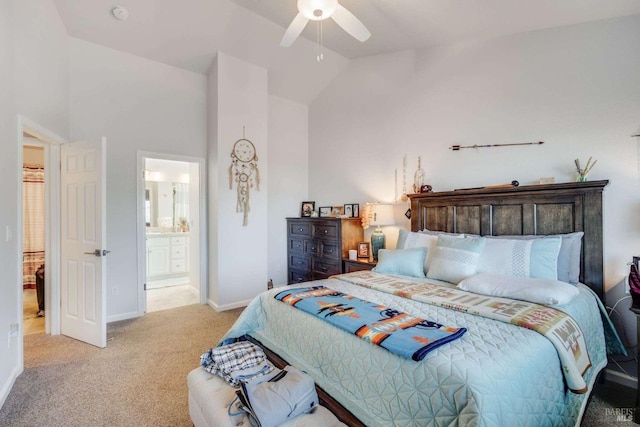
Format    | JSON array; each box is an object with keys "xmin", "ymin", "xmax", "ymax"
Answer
[{"xmin": 275, "ymin": 286, "xmax": 466, "ymax": 361}]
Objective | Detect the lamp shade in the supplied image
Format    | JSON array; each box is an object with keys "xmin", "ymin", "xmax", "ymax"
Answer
[{"xmin": 370, "ymin": 204, "xmax": 395, "ymax": 227}]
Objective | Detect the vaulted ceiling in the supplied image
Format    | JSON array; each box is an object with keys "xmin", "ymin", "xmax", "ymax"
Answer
[{"xmin": 53, "ymin": 0, "xmax": 640, "ymax": 104}]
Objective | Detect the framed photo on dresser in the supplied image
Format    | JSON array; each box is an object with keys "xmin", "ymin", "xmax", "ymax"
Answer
[
  {"xmin": 318, "ymin": 206, "xmax": 332, "ymax": 217},
  {"xmin": 300, "ymin": 201, "xmax": 315, "ymax": 217}
]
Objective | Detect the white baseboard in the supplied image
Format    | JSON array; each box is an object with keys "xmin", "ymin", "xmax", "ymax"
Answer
[
  {"xmin": 107, "ymin": 311, "xmax": 141, "ymax": 323},
  {"xmin": 208, "ymin": 298, "xmax": 250, "ymax": 312},
  {"xmin": 0, "ymin": 365, "xmax": 22, "ymax": 409}
]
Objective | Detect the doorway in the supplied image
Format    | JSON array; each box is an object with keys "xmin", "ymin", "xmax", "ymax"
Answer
[
  {"xmin": 18, "ymin": 116, "xmax": 109, "ymax": 353},
  {"xmin": 137, "ymin": 153, "xmax": 206, "ymax": 314},
  {"xmin": 21, "ymin": 141, "xmax": 46, "ymax": 336},
  {"xmin": 17, "ymin": 118, "xmax": 63, "ymax": 347}
]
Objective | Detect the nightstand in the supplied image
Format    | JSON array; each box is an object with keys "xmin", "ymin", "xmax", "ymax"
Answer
[{"xmin": 343, "ymin": 258, "xmax": 377, "ymax": 273}]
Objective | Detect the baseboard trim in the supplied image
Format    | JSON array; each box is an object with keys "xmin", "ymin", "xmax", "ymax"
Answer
[
  {"xmin": 107, "ymin": 311, "xmax": 141, "ymax": 323},
  {"xmin": 207, "ymin": 298, "xmax": 250, "ymax": 312},
  {"xmin": 0, "ymin": 365, "xmax": 23, "ymax": 409}
]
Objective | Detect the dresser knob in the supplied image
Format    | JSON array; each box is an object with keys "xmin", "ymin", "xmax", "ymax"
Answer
[
  {"xmin": 323, "ymin": 230, "xmax": 328, "ymax": 234},
  {"xmin": 297, "ymin": 261, "xmax": 303, "ymax": 265},
  {"xmin": 298, "ymin": 228, "xmax": 304, "ymax": 232},
  {"xmin": 321, "ymin": 267, "xmax": 327, "ymax": 272}
]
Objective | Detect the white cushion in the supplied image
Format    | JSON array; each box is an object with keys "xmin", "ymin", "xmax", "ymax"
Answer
[
  {"xmin": 477, "ymin": 237, "xmax": 562, "ymax": 280},
  {"xmin": 397, "ymin": 229, "xmax": 463, "ymax": 275},
  {"xmin": 427, "ymin": 236, "xmax": 486, "ymax": 284},
  {"xmin": 187, "ymin": 368, "xmax": 346, "ymax": 427},
  {"xmin": 458, "ymin": 273, "xmax": 579, "ymax": 306}
]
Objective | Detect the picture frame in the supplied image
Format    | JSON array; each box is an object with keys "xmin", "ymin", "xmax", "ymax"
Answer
[
  {"xmin": 357, "ymin": 242, "xmax": 370, "ymax": 259},
  {"xmin": 318, "ymin": 206, "xmax": 332, "ymax": 217},
  {"xmin": 301, "ymin": 201, "xmax": 315, "ymax": 217},
  {"xmin": 331, "ymin": 206, "xmax": 344, "ymax": 217},
  {"xmin": 352, "ymin": 203, "xmax": 359, "ymax": 218},
  {"xmin": 344, "ymin": 204, "xmax": 353, "ymax": 218}
]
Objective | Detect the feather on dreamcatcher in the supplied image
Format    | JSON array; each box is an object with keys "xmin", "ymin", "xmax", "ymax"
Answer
[{"xmin": 229, "ymin": 128, "xmax": 260, "ymax": 226}]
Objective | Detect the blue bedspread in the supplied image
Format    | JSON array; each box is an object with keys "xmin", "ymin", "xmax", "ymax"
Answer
[{"xmin": 221, "ymin": 274, "xmax": 621, "ymax": 427}]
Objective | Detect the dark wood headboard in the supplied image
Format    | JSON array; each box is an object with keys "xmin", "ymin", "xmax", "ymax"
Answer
[{"xmin": 408, "ymin": 180, "xmax": 609, "ymax": 299}]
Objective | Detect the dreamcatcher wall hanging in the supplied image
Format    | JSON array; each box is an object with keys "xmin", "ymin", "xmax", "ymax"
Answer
[{"xmin": 229, "ymin": 127, "xmax": 260, "ymax": 226}]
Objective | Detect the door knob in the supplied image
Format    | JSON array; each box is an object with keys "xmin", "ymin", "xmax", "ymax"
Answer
[{"xmin": 84, "ymin": 249, "xmax": 111, "ymax": 257}]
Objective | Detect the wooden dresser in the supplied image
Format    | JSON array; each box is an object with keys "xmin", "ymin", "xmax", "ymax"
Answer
[{"xmin": 287, "ymin": 217, "xmax": 364, "ymax": 284}]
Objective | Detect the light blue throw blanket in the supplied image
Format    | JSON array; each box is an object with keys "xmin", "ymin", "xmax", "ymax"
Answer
[{"xmin": 275, "ymin": 286, "xmax": 466, "ymax": 361}]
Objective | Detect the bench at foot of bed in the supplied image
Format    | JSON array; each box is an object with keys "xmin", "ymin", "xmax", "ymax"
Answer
[{"xmin": 187, "ymin": 367, "xmax": 346, "ymax": 427}]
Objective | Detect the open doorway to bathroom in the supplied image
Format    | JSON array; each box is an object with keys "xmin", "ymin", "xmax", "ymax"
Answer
[
  {"xmin": 142, "ymin": 157, "xmax": 203, "ymax": 312},
  {"xmin": 22, "ymin": 140, "xmax": 46, "ymax": 335}
]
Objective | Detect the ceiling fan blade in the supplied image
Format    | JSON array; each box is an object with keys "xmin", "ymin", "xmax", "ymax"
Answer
[
  {"xmin": 280, "ymin": 13, "xmax": 309, "ymax": 47},
  {"xmin": 331, "ymin": 4, "xmax": 371, "ymax": 42}
]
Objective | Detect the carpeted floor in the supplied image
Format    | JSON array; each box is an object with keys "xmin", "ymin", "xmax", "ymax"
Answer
[
  {"xmin": 0, "ymin": 303, "xmax": 243, "ymax": 427},
  {"xmin": 0, "ymin": 302, "xmax": 637, "ymax": 426}
]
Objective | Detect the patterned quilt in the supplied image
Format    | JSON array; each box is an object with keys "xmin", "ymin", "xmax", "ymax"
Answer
[
  {"xmin": 337, "ymin": 271, "xmax": 591, "ymax": 393},
  {"xmin": 220, "ymin": 274, "xmax": 622, "ymax": 427}
]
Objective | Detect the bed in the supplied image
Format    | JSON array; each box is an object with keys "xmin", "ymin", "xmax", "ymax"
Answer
[{"xmin": 194, "ymin": 180, "xmax": 624, "ymax": 427}]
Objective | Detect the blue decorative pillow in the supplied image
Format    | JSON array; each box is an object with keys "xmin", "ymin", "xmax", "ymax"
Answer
[
  {"xmin": 427, "ymin": 236, "xmax": 486, "ymax": 284},
  {"xmin": 477, "ymin": 237, "xmax": 562, "ymax": 280},
  {"xmin": 372, "ymin": 248, "xmax": 427, "ymax": 278}
]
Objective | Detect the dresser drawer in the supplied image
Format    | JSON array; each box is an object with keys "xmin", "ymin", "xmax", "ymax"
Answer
[
  {"xmin": 289, "ymin": 269, "xmax": 311, "ymax": 284},
  {"xmin": 320, "ymin": 241, "xmax": 340, "ymax": 260},
  {"xmin": 313, "ymin": 222, "xmax": 338, "ymax": 239},
  {"xmin": 289, "ymin": 255, "xmax": 310, "ymax": 271},
  {"xmin": 312, "ymin": 259, "xmax": 341, "ymax": 276},
  {"xmin": 289, "ymin": 238, "xmax": 304, "ymax": 254},
  {"xmin": 304, "ymin": 240, "xmax": 320, "ymax": 256},
  {"xmin": 289, "ymin": 222, "xmax": 311, "ymax": 237},
  {"xmin": 344, "ymin": 259, "xmax": 376, "ymax": 273}
]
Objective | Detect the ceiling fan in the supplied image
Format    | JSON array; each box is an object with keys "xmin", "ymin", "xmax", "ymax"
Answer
[{"xmin": 280, "ymin": 0, "xmax": 371, "ymax": 48}]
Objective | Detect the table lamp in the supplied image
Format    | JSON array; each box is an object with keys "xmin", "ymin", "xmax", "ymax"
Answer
[{"xmin": 369, "ymin": 203, "xmax": 395, "ymax": 261}]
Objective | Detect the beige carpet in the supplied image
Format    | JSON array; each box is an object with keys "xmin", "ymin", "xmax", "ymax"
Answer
[
  {"xmin": 0, "ymin": 303, "xmax": 243, "ymax": 427},
  {"xmin": 0, "ymin": 300, "xmax": 634, "ymax": 427}
]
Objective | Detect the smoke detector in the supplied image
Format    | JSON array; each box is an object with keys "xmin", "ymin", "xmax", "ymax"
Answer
[{"xmin": 111, "ymin": 6, "xmax": 129, "ymax": 21}]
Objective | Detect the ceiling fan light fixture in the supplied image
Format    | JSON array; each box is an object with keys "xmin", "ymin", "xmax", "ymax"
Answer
[{"xmin": 298, "ymin": 0, "xmax": 338, "ymax": 21}]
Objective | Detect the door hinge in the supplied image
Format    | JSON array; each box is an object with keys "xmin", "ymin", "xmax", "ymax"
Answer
[{"xmin": 144, "ymin": 283, "xmax": 147, "ymax": 290}]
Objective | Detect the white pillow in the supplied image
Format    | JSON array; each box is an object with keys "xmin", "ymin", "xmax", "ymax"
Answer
[
  {"xmin": 427, "ymin": 235, "xmax": 486, "ymax": 284},
  {"xmin": 458, "ymin": 273, "xmax": 579, "ymax": 306},
  {"xmin": 397, "ymin": 229, "xmax": 463, "ymax": 275},
  {"xmin": 477, "ymin": 237, "xmax": 562, "ymax": 280}
]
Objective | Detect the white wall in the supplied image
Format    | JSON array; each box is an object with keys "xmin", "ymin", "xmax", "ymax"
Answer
[
  {"xmin": 13, "ymin": 0, "xmax": 69, "ymax": 138},
  {"xmin": 0, "ymin": 0, "xmax": 18, "ymax": 407},
  {"xmin": 1, "ymin": 0, "xmax": 71, "ymax": 406},
  {"xmin": 208, "ymin": 52, "xmax": 269, "ymax": 309},
  {"xmin": 267, "ymin": 96, "xmax": 309, "ymax": 286},
  {"xmin": 309, "ymin": 14, "xmax": 640, "ymax": 343},
  {"xmin": 69, "ymin": 38, "xmax": 207, "ymax": 321}
]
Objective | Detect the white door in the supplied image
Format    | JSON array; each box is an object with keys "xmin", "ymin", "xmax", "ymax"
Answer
[{"xmin": 60, "ymin": 138, "xmax": 107, "ymax": 348}]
